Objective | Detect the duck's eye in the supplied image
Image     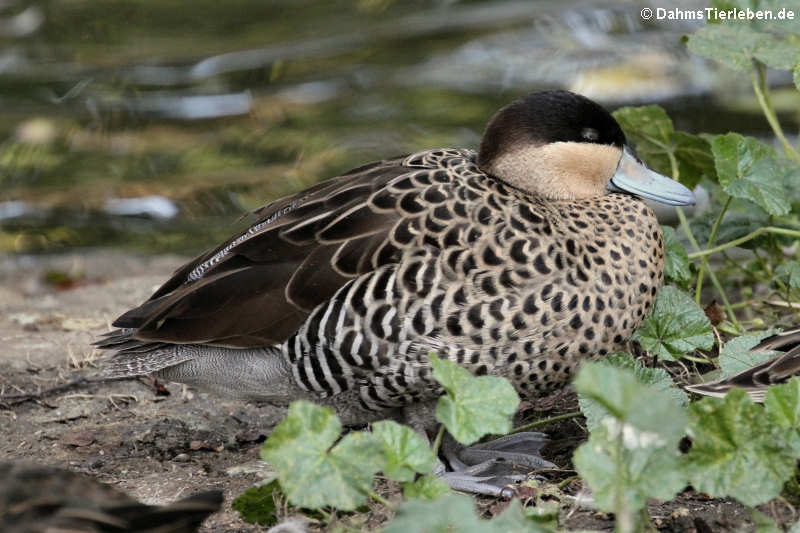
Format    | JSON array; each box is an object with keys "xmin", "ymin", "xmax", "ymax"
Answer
[{"xmin": 581, "ymin": 128, "xmax": 600, "ymax": 142}]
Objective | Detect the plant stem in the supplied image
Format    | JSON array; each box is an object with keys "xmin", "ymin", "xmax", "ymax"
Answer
[
  {"xmin": 511, "ymin": 411, "xmax": 582, "ymax": 434},
  {"xmin": 368, "ymin": 490, "xmax": 394, "ymax": 509},
  {"xmin": 676, "ymin": 207, "xmax": 702, "ymax": 252},
  {"xmin": 683, "ymin": 354, "xmax": 712, "ymax": 364},
  {"xmin": 688, "ymin": 227, "xmax": 800, "ymax": 259},
  {"xmin": 431, "ymin": 425, "xmax": 445, "ymax": 456},
  {"xmin": 728, "ymin": 300, "xmax": 755, "ymax": 310},
  {"xmin": 705, "ymin": 267, "xmax": 742, "ymax": 331},
  {"xmin": 695, "ymin": 196, "xmax": 732, "ymax": 303},
  {"xmin": 670, "ymin": 158, "xmax": 740, "ymax": 328},
  {"xmin": 557, "ymin": 475, "xmax": 579, "ymax": 489},
  {"xmin": 750, "ymin": 61, "xmax": 800, "ymax": 161},
  {"xmin": 688, "ymin": 196, "xmax": 740, "ymax": 329}
]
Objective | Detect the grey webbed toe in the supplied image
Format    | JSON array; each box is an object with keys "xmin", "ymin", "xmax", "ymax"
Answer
[
  {"xmin": 458, "ymin": 432, "xmax": 556, "ymax": 469},
  {"xmin": 435, "ymin": 432, "xmax": 556, "ymax": 497}
]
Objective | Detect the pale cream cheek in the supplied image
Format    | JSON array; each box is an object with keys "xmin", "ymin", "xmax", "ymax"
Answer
[{"xmin": 487, "ymin": 142, "xmax": 622, "ymax": 200}]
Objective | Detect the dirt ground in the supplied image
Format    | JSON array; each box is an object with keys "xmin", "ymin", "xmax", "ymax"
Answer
[{"xmin": 0, "ymin": 252, "xmax": 794, "ymax": 532}]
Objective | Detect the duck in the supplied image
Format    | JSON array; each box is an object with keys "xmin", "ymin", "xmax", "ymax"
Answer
[
  {"xmin": 685, "ymin": 326, "xmax": 800, "ymax": 402},
  {"xmin": 0, "ymin": 462, "xmax": 221, "ymax": 533},
  {"xmin": 98, "ymin": 90, "xmax": 695, "ymax": 496}
]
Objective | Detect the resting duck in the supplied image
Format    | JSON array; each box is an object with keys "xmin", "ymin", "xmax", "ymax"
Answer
[
  {"xmin": 686, "ymin": 326, "xmax": 800, "ymax": 402},
  {"xmin": 99, "ymin": 90, "xmax": 694, "ymax": 495},
  {"xmin": 0, "ymin": 462, "xmax": 221, "ymax": 533}
]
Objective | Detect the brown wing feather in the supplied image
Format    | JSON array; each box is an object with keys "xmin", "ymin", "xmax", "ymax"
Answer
[{"xmin": 113, "ymin": 155, "xmax": 421, "ymax": 347}]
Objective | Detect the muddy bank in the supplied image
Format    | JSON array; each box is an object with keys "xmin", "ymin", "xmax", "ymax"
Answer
[{"xmin": 0, "ymin": 252, "xmax": 286, "ymax": 532}]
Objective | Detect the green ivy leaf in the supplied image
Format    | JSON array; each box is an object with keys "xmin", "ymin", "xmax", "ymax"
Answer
[
  {"xmin": 634, "ymin": 286, "xmax": 715, "ymax": 361},
  {"xmin": 686, "ymin": 24, "xmax": 768, "ymax": 71},
  {"xmin": 751, "ymin": 509, "xmax": 783, "ymax": 533},
  {"xmin": 575, "ymin": 360, "xmax": 687, "ymax": 443},
  {"xmin": 612, "ymin": 105, "xmax": 714, "ymax": 188},
  {"xmin": 384, "ymin": 493, "xmax": 555, "ymax": 533},
  {"xmin": 753, "ymin": 34, "xmax": 800, "ymax": 71},
  {"xmin": 686, "ymin": 389, "xmax": 797, "ymax": 506},
  {"xmin": 232, "ymin": 480, "xmax": 280, "ymax": 527},
  {"xmin": 260, "ymin": 401, "xmax": 383, "ymax": 511},
  {"xmin": 775, "ymin": 261, "xmax": 800, "ymax": 289},
  {"xmin": 401, "ymin": 474, "xmax": 451, "ymax": 501},
  {"xmin": 573, "ymin": 362, "xmax": 688, "ymax": 516},
  {"xmin": 672, "ymin": 131, "xmax": 718, "ymax": 187},
  {"xmin": 690, "ymin": 208, "xmax": 772, "ymax": 252},
  {"xmin": 578, "ymin": 353, "xmax": 688, "ymax": 432},
  {"xmin": 719, "ymin": 332, "xmax": 781, "ymax": 378},
  {"xmin": 712, "ymin": 133, "xmax": 791, "ymax": 216},
  {"xmin": 765, "ymin": 378, "xmax": 800, "ymax": 454},
  {"xmin": 662, "ymin": 226, "xmax": 692, "ymax": 283},
  {"xmin": 574, "ymin": 426, "xmax": 686, "ymax": 516},
  {"xmin": 372, "ymin": 420, "xmax": 436, "ymax": 483},
  {"xmin": 613, "ymin": 105, "xmax": 672, "ymax": 149},
  {"xmin": 431, "ymin": 353, "xmax": 520, "ymax": 445}
]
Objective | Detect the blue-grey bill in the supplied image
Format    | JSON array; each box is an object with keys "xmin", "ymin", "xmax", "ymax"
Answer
[{"xmin": 607, "ymin": 147, "xmax": 695, "ymax": 206}]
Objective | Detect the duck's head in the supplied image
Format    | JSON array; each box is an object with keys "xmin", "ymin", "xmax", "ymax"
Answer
[{"xmin": 477, "ymin": 90, "xmax": 695, "ymax": 206}]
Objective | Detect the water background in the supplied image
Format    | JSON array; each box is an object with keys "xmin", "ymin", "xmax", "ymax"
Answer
[{"xmin": 2, "ymin": 0, "xmax": 798, "ymax": 255}]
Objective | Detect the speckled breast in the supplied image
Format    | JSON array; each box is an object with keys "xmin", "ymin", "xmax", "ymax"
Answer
[{"xmin": 281, "ymin": 150, "xmax": 666, "ymax": 412}]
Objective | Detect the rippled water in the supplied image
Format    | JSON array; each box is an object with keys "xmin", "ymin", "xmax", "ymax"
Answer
[{"xmin": 1, "ymin": 0, "xmax": 795, "ymax": 254}]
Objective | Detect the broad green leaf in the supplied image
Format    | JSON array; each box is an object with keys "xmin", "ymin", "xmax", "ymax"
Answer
[
  {"xmin": 575, "ymin": 361, "xmax": 687, "ymax": 443},
  {"xmin": 573, "ymin": 362, "xmax": 688, "ymax": 515},
  {"xmin": 260, "ymin": 401, "xmax": 383, "ymax": 510},
  {"xmin": 401, "ymin": 474, "xmax": 451, "ymax": 500},
  {"xmin": 751, "ymin": 509, "xmax": 783, "ymax": 533},
  {"xmin": 662, "ymin": 226, "xmax": 692, "ymax": 283},
  {"xmin": 613, "ymin": 105, "xmax": 672, "ymax": 149},
  {"xmin": 672, "ymin": 131, "xmax": 718, "ymax": 187},
  {"xmin": 578, "ymin": 353, "xmax": 688, "ymax": 432},
  {"xmin": 384, "ymin": 493, "xmax": 554, "ymax": 533},
  {"xmin": 686, "ymin": 24, "xmax": 767, "ymax": 71},
  {"xmin": 372, "ymin": 420, "xmax": 436, "ymax": 483},
  {"xmin": 686, "ymin": 390, "xmax": 797, "ymax": 506},
  {"xmin": 232, "ymin": 480, "xmax": 280, "ymax": 527},
  {"xmin": 765, "ymin": 378, "xmax": 800, "ymax": 454},
  {"xmin": 431, "ymin": 353, "xmax": 520, "ymax": 445},
  {"xmin": 719, "ymin": 332, "xmax": 781, "ymax": 378},
  {"xmin": 634, "ymin": 286, "xmax": 715, "ymax": 361},
  {"xmin": 574, "ymin": 426, "xmax": 686, "ymax": 515},
  {"xmin": 492, "ymin": 499, "xmax": 558, "ymax": 533},
  {"xmin": 689, "ymin": 208, "xmax": 772, "ymax": 252},
  {"xmin": 775, "ymin": 261, "xmax": 800, "ymax": 288},
  {"xmin": 712, "ymin": 133, "xmax": 791, "ymax": 216},
  {"xmin": 612, "ymin": 106, "xmax": 714, "ymax": 188},
  {"xmin": 754, "ymin": 34, "xmax": 800, "ymax": 71}
]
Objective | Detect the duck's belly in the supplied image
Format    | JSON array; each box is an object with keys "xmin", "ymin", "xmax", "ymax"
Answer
[{"xmin": 281, "ymin": 194, "xmax": 665, "ymax": 412}]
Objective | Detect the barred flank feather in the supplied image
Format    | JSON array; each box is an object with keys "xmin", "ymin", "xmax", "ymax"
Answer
[{"xmin": 686, "ymin": 326, "xmax": 800, "ymax": 402}]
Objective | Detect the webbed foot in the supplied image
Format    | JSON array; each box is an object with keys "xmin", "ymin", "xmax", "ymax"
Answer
[{"xmin": 436, "ymin": 432, "xmax": 556, "ymax": 497}]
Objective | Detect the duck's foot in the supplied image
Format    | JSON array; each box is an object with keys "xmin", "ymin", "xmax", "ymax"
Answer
[{"xmin": 436, "ymin": 432, "xmax": 557, "ymax": 498}]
